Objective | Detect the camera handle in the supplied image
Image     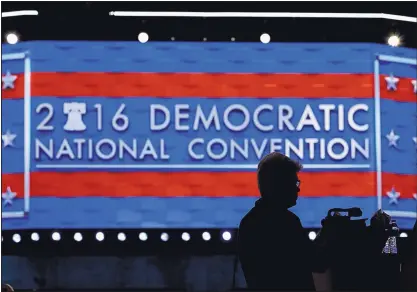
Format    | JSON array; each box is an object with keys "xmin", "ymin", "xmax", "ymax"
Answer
[{"xmin": 327, "ymin": 207, "xmax": 362, "ymax": 218}]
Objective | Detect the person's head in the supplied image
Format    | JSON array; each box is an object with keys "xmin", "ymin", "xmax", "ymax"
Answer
[{"xmin": 257, "ymin": 152, "xmax": 302, "ymax": 208}]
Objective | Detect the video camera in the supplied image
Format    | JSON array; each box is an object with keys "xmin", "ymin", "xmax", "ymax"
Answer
[{"xmin": 320, "ymin": 207, "xmax": 397, "ymax": 246}]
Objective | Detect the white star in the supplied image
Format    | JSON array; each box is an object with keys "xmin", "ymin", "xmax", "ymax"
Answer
[
  {"xmin": 2, "ymin": 187, "xmax": 17, "ymax": 207},
  {"xmin": 413, "ymin": 193, "xmax": 417, "ymax": 200},
  {"xmin": 412, "ymin": 80, "xmax": 417, "ymax": 94},
  {"xmin": 385, "ymin": 129, "xmax": 400, "ymax": 147},
  {"xmin": 413, "ymin": 137, "xmax": 417, "ymax": 145},
  {"xmin": 2, "ymin": 130, "xmax": 16, "ymax": 147},
  {"xmin": 385, "ymin": 74, "xmax": 399, "ymax": 91},
  {"xmin": 386, "ymin": 187, "xmax": 400, "ymax": 205},
  {"xmin": 2, "ymin": 71, "xmax": 17, "ymax": 90}
]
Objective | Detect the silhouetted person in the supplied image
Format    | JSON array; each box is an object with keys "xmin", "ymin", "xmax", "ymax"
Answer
[{"xmin": 238, "ymin": 153, "xmax": 316, "ymax": 290}]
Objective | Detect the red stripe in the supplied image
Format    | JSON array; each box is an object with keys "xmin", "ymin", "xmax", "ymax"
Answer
[
  {"xmin": 0, "ymin": 72, "xmax": 378, "ymax": 99},
  {"xmin": 379, "ymin": 75, "xmax": 417, "ymax": 102},
  {"xmin": 2, "ymin": 72, "xmax": 415, "ymax": 102},
  {"xmin": 1, "ymin": 171, "xmax": 416, "ymax": 198}
]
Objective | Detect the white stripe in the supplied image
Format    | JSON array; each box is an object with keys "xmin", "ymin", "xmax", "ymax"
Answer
[
  {"xmin": 24, "ymin": 56, "xmax": 32, "ymax": 213},
  {"xmin": 1, "ymin": 10, "xmax": 38, "ymax": 18},
  {"xmin": 2, "ymin": 211, "xmax": 25, "ymax": 219},
  {"xmin": 378, "ymin": 55, "xmax": 417, "ymax": 66},
  {"xmin": 35, "ymin": 164, "xmax": 370, "ymax": 170},
  {"xmin": 374, "ymin": 58, "xmax": 383, "ymax": 210},
  {"xmin": 385, "ymin": 211, "xmax": 417, "ymax": 219},
  {"xmin": 109, "ymin": 11, "xmax": 417, "ymax": 23},
  {"xmin": 2, "ymin": 53, "xmax": 26, "ymax": 61}
]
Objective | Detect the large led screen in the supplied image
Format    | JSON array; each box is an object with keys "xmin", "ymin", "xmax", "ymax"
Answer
[{"xmin": 1, "ymin": 41, "xmax": 416, "ymax": 229}]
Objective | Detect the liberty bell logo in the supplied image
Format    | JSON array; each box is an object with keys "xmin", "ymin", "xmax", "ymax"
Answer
[{"xmin": 63, "ymin": 102, "xmax": 87, "ymax": 132}]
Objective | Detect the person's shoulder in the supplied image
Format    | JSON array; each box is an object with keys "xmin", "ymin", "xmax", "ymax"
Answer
[
  {"xmin": 239, "ymin": 207, "xmax": 255, "ymax": 228},
  {"xmin": 239, "ymin": 205, "xmax": 263, "ymax": 235},
  {"xmin": 285, "ymin": 209, "xmax": 303, "ymax": 225}
]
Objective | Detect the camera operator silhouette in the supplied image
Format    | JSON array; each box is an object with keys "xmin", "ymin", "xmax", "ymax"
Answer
[
  {"xmin": 238, "ymin": 152, "xmax": 399, "ymax": 291},
  {"xmin": 238, "ymin": 152, "xmax": 318, "ymax": 290}
]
